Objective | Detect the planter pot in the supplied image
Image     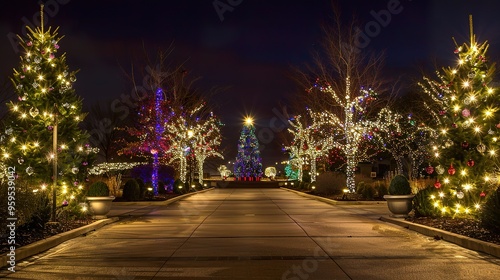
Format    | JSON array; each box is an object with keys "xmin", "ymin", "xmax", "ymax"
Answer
[
  {"xmin": 86, "ymin": 196, "xmax": 115, "ymax": 219},
  {"xmin": 383, "ymin": 194, "xmax": 415, "ymax": 218}
]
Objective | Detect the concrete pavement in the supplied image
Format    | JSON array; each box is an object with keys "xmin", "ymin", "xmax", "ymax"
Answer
[{"xmin": 2, "ymin": 188, "xmax": 500, "ymax": 279}]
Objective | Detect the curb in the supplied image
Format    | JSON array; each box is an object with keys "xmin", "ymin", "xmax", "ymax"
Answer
[
  {"xmin": 1, "ymin": 188, "xmax": 214, "ymax": 269},
  {"xmin": 380, "ymin": 216, "xmax": 500, "ymax": 259},
  {"xmin": 280, "ymin": 187, "xmax": 387, "ymax": 205},
  {"xmin": 160, "ymin": 187, "xmax": 215, "ymax": 205},
  {"xmin": 1, "ymin": 217, "xmax": 118, "ymax": 268}
]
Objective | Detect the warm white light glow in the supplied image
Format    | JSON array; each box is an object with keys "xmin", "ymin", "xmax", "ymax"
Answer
[{"xmin": 245, "ymin": 117, "xmax": 254, "ymax": 125}]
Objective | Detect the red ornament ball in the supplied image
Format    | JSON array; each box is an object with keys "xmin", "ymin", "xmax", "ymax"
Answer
[
  {"xmin": 448, "ymin": 164, "xmax": 456, "ymax": 175},
  {"xmin": 434, "ymin": 181, "xmax": 441, "ymax": 189},
  {"xmin": 426, "ymin": 165, "xmax": 434, "ymax": 174},
  {"xmin": 467, "ymin": 159, "xmax": 475, "ymax": 167},
  {"xmin": 461, "ymin": 141, "xmax": 469, "ymax": 149},
  {"xmin": 480, "ymin": 192, "xmax": 486, "ymax": 197},
  {"xmin": 452, "ymin": 123, "xmax": 457, "ymax": 128}
]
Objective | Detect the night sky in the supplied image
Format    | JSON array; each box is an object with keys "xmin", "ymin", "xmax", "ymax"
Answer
[{"xmin": 1, "ymin": 0, "xmax": 500, "ymax": 168}]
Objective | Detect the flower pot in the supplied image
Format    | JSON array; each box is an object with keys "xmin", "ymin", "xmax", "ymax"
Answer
[
  {"xmin": 383, "ymin": 194, "xmax": 415, "ymax": 218},
  {"xmin": 86, "ymin": 196, "xmax": 115, "ymax": 219}
]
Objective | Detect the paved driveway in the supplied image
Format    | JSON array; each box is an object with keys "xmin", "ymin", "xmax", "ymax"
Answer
[{"xmin": 2, "ymin": 188, "xmax": 500, "ymax": 279}]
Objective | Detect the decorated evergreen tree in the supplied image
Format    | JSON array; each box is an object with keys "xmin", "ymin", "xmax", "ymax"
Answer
[
  {"xmin": 233, "ymin": 117, "xmax": 262, "ymax": 180},
  {"xmin": 420, "ymin": 16, "xmax": 500, "ymax": 215},
  {"xmin": 0, "ymin": 9, "xmax": 96, "ymax": 206}
]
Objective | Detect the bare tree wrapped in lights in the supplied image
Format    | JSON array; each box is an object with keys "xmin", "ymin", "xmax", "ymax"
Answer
[
  {"xmin": 285, "ymin": 112, "xmax": 332, "ymax": 182},
  {"xmin": 297, "ymin": 12, "xmax": 397, "ymax": 193},
  {"xmin": 371, "ymin": 110, "xmax": 405, "ymax": 175},
  {"xmin": 419, "ymin": 16, "xmax": 500, "ymax": 215},
  {"xmin": 0, "ymin": 8, "xmax": 96, "ymax": 216},
  {"xmin": 310, "ymin": 104, "xmax": 400, "ymax": 192},
  {"xmin": 117, "ymin": 87, "xmax": 170, "ymax": 195},
  {"xmin": 166, "ymin": 104, "xmax": 223, "ymax": 184},
  {"xmin": 191, "ymin": 112, "xmax": 223, "ymax": 184},
  {"xmin": 117, "ymin": 51, "xmax": 221, "ymax": 191}
]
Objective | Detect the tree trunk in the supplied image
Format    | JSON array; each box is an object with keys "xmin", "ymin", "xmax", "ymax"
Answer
[
  {"xmin": 346, "ymin": 155, "xmax": 356, "ymax": 193},
  {"xmin": 310, "ymin": 157, "xmax": 317, "ymax": 182},
  {"xmin": 197, "ymin": 158, "xmax": 204, "ymax": 185}
]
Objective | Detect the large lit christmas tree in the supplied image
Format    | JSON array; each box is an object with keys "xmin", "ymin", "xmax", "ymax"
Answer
[
  {"xmin": 0, "ymin": 8, "xmax": 95, "ymax": 211},
  {"xmin": 420, "ymin": 16, "xmax": 500, "ymax": 215},
  {"xmin": 233, "ymin": 117, "xmax": 262, "ymax": 180}
]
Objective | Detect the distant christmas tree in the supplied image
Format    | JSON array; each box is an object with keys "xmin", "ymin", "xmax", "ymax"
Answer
[
  {"xmin": 420, "ymin": 16, "xmax": 500, "ymax": 215},
  {"xmin": 233, "ymin": 118, "xmax": 262, "ymax": 180},
  {"xmin": 0, "ymin": 8, "xmax": 95, "ymax": 202}
]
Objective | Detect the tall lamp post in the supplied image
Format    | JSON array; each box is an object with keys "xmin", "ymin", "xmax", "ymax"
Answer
[{"xmin": 50, "ymin": 104, "xmax": 58, "ymax": 222}]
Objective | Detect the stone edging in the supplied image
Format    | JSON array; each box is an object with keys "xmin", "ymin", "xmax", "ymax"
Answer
[
  {"xmin": 380, "ymin": 216, "xmax": 500, "ymax": 259},
  {"xmin": 281, "ymin": 187, "xmax": 500, "ymax": 258},
  {"xmin": 1, "ymin": 188, "xmax": 215, "ymax": 268},
  {"xmin": 1, "ymin": 217, "xmax": 118, "ymax": 268},
  {"xmin": 280, "ymin": 187, "xmax": 387, "ymax": 205},
  {"xmin": 160, "ymin": 187, "xmax": 214, "ymax": 205}
]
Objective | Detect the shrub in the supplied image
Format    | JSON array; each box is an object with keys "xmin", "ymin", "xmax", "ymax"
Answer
[
  {"xmin": 0, "ymin": 180, "xmax": 51, "ymax": 230},
  {"xmin": 362, "ymin": 184, "xmax": 375, "ymax": 200},
  {"xmin": 388, "ymin": 175, "xmax": 412, "ymax": 195},
  {"xmin": 135, "ymin": 178, "xmax": 146, "ymax": 199},
  {"xmin": 123, "ymin": 179, "xmax": 140, "ymax": 201},
  {"xmin": 87, "ymin": 181, "xmax": 110, "ymax": 197},
  {"xmin": 413, "ymin": 186, "xmax": 439, "ymax": 217},
  {"xmin": 22, "ymin": 192, "xmax": 51, "ymax": 230},
  {"xmin": 356, "ymin": 181, "xmax": 366, "ymax": 194},
  {"xmin": 481, "ymin": 187, "xmax": 500, "ymax": 233}
]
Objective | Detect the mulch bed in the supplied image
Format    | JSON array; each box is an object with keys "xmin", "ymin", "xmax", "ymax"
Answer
[
  {"xmin": 407, "ymin": 216, "xmax": 500, "ymax": 246},
  {"xmin": 0, "ymin": 219, "xmax": 91, "ymax": 255}
]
